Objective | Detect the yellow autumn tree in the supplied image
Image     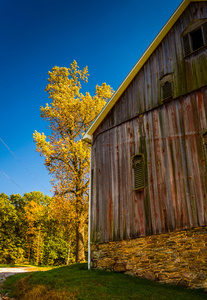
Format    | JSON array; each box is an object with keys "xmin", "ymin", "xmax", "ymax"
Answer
[{"xmin": 33, "ymin": 61, "xmax": 113, "ymax": 262}]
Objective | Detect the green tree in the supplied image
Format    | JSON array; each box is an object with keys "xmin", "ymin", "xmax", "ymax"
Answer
[
  {"xmin": 0, "ymin": 191, "xmax": 74, "ymax": 265},
  {"xmin": 23, "ymin": 192, "xmax": 51, "ymax": 264},
  {"xmin": 0, "ymin": 193, "xmax": 25, "ymax": 264}
]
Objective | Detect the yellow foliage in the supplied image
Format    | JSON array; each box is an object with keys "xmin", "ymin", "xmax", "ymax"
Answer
[{"xmin": 33, "ymin": 61, "xmax": 114, "ymax": 262}]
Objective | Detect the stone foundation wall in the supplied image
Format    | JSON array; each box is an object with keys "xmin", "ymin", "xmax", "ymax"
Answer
[{"xmin": 91, "ymin": 226, "xmax": 207, "ymax": 290}]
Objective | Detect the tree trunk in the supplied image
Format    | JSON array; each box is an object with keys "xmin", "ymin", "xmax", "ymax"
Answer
[
  {"xmin": 67, "ymin": 240, "xmax": 71, "ymax": 265},
  {"xmin": 36, "ymin": 228, "xmax": 41, "ymax": 265},
  {"xmin": 28, "ymin": 243, "xmax": 31, "ymax": 263},
  {"xmin": 76, "ymin": 224, "xmax": 85, "ymax": 262}
]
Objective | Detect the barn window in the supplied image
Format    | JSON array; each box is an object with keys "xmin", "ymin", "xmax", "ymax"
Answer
[
  {"xmin": 191, "ymin": 27, "xmax": 204, "ymax": 51},
  {"xmin": 202, "ymin": 131, "xmax": 207, "ymax": 152},
  {"xmin": 182, "ymin": 19, "xmax": 207, "ymax": 56},
  {"xmin": 160, "ymin": 73, "xmax": 174, "ymax": 102},
  {"xmin": 132, "ymin": 154, "xmax": 145, "ymax": 191},
  {"xmin": 162, "ymin": 81, "xmax": 173, "ymax": 100}
]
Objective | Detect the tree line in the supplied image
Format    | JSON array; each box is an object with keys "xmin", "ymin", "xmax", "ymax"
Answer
[
  {"xmin": 0, "ymin": 61, "xmax": 113, "ymax": 264},
  {"xmin": 0, "ymin": 191, "xmax": 79, "ymax": 265}
]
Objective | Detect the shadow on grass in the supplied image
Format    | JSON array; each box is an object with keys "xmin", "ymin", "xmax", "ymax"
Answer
[{"xmin": 3, "ymin": 263, "xmax": 207, "ymax": 300}]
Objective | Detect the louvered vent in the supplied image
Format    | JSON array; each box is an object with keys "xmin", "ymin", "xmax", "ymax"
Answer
[
  {"xmin": 183, "ymin": 34, "xmax": 191, "ymax": 56},
  {"xmin": 132, "ymin": 154, "xmax": 145, "ymax": 191},
  {"xmin": 202, "ymin": 131, "xmax": 207, "ymax": 152},
  {"xmin": 203, "ymin": 22, "xmax": 207, "ymax": 45},
  {"xmin": 162, "ymin": 81, "xmax": 173, "ymax": 100}
]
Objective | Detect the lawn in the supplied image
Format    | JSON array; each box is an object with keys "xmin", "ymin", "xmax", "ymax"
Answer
[
  {"xmin": 2, "ymin": 263, "xmax": 207, "ymax": 300},
  {"xmin": 0, "ymin": 264, "xmax": 53, "ymax": 270}
]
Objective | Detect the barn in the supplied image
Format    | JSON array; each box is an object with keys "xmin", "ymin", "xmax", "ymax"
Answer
[{"xmin": 83, "ymin": 0, "xmax": 207, "ymax": 289}]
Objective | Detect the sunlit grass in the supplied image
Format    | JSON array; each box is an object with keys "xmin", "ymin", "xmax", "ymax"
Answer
[
  {"xmin": 3, "ymin": 263, "xmax": 207, "ymax": 300},
  {"xmin": 0, "ymin": 264, "xmax": 54, "ymax": 270}
]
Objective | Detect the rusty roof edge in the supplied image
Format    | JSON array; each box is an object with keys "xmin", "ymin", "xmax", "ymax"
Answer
[{"xmin": 82, "ymin": 0, "xmax": 204, "ymax": 142}]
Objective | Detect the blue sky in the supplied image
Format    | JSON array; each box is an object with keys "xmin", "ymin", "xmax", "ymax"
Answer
[{"xmin": 0, "ymin": 0, "xmax": 181, "ymax": 197}]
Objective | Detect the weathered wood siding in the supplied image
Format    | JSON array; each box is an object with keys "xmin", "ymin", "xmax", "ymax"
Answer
[
  {"xmin": 91, "ymin": 87, "xmax": 207, "ymax": 243},
  {"xmin": 91, "ymin": 2, "xmax": 207, "ymax": 244},
  {"xmin": 93, "ymin": 2, "xmax": 207, "ymax": 141}
]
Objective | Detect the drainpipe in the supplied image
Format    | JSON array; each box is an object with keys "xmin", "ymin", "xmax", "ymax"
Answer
[{"xmin": 88, "ymin": 148, "xmax": 92, "ymax": 269}]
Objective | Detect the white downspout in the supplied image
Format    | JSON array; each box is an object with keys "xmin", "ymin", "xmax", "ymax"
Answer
[{"xmin": 88, "ymin": 147, "xmax": 92, "ymax": 269}]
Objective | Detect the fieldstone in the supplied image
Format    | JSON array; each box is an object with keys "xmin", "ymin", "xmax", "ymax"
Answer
[
  {"xmin": 146, "ymin": 244, "xmax": 156, "ymax": 249},
  {"xmin": 185, "ymin": 244, "xmax": 192, "ymax": 250},
  {"xmin": 140, "ymin": 258, "xmax": 149, "ymax": 263},
  {"xmin": 180, "ymin": 263, "xmax": 189, "ymax": 267},
  {"xmin": 98, "ymin": 258, "xmax": 115, "ymax": 268},
  {"xmin": 114, "ymin": 263, "xmax": 126, "ymax": 272},
  {"xmin": 196, "ymin": 272, "xmax": 207, "ymax": 281},
  {"xmin": 179, "ymin": 279, "xmax": 189, "ymax": 287},
  {"xmin": 134, "ymin": 268, "xmax": 144, "ymax": 276},
  {"xmin": 134, "ymin": 253, "xmax": 143, "ymax": 257},
  {"xmin": 168, "ymin": 274, "xmax": 182, "ymax": 279},
  {"xmin": 159, "ymin": 250, "xmax": 173, "ymax": 254},
  {"xmin": 163, "ymin": 268, "xmax": 180, "ymax": 273},
  {"xmin": 182, "ymin": 272, "xmax": 197, "ymax": 280},
  {"xmin": 163, "ymin": 260, "xmax": 175, "ymax": 267},
  {"xmin": 165, "ymin": 241, "xmax": 177, "ymax": 247},
  {"xmin": 147, "ymin": 240, "xmax": 154, "ymax": 244},
  {"xmin": 126, "ymin": 262, "xmax": 135, "ymax": 270},
  {"xmin": 174, "ymin": 257, "xmax": 183, "ymax": 264},
  {"xmin": 203, "ymin": 281, "xmax": 207, "ymax": 289},
  {"xmin": 154, "ymin": 248, "xmax": 167, "ymax": 252},
  {"xmin": 144, "ymin": 271, "xmax": 156, "ymax": 281},
  {"xmin": 99, "ymin": 243, "xmax": 109, "ymax": 250},
  {"xmin": 158, "ymin": 273, "xmax": 169, "ymax": 281},
  {"xmin": 171, "ymin": 253, "xmax": 178, "ymax": 259},
  {"xmin": 125, "ymin": 271, "xmax": 135, "ymax": 276},
  {"xmin": 151, "ymin": 259, "xmax": 162, "ymax": 264},
  {"xmin": 155, "ymin": 253, "xmax": 167, "ymax": 260},
  {"xmin": 178, "ymin": 238, "xmax": 192, "ymax": 243},
  {"xmin": 200, "ymin": 247, "xmax": 207, "ymax": 256},
  {"xmin": 166, "ymin": 279, "xmax": 181, "ymax": 285},
  {"xmin": 120, "ymin": 240, "xmax": 127, "ymax": 246},
  {"xmin": 193, "ymin": 235, "xmax": 205, "ymax": 241},
  {"xmin": 91, "ymin": 260, "xmax": 97, "ymax": 268},
  {"xmin": 182, "ymin": 250, "xmax": 199, "ymax": 259},
  {"xmin": 92, "ymin": 251, "xmax": 102, "ymax": 259}
]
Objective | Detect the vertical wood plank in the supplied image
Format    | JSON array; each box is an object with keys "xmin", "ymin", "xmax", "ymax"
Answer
[{"xmin": 90, "ymin": 3, "xmax": 207, "ymax": 244}]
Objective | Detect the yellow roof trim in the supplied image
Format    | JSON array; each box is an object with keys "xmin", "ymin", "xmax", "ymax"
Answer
[{"xmin": 83, "ymin": 0, "xmax": 205, "ymax": 143}]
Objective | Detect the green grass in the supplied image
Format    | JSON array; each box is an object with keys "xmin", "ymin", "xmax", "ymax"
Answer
[
  {"xmin": 0, "ymin": 264, "xmax": 29, "ymax": 268},
  {"xmin": 2, "ymin": 263, "xmax": 207, "ymax": 300}
]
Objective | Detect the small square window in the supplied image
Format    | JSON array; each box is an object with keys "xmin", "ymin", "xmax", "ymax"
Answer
[{"xmin": 182, "ymin": 21, "xmax": 207, "ymax": 56}]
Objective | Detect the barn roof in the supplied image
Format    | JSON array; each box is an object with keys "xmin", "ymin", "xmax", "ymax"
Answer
[{"xmin": 83, "ymin": 0, "xmax": 206, "ymax": 143}]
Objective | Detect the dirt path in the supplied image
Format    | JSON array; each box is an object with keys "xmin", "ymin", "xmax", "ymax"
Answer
[{"xmin": 0, "ymin": 267, "xmax": 37, "ymax": 300}]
